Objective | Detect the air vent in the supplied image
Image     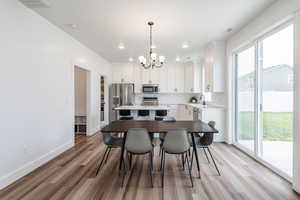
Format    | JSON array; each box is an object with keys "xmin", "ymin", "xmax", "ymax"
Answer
[{"xmin": 19, "ymin": 0, "xmax": 51, "ymax": 8}]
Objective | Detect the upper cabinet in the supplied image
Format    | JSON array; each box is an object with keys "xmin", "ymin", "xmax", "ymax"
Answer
[
  {"xmin": 184, "ymin": 60, "xmax": 202, "ymax": 93},
  {"xmin": 112, "ymin": 63, "xmax": 134, "ymax": 83},
  {"xmin": 203, "ymin": 41, "xmax": 226, "ymax": 92},
  {"xmin": 167, "ymin": 63, "xmax": 184, "ymax": 93}
]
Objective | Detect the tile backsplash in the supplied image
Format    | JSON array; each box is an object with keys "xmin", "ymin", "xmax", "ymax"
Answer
[{"xmin": 134, "ymin": 92, "xmax": 225, "ymax": 105}]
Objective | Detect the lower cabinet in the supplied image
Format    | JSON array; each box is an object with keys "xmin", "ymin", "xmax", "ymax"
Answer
[
  {"xmin": 168, "ymin": 104, "xmax": 225, "ymax": 142},
  {"xmin": 198, "ymin": 108, "xmax": 225, "ymax": 142}
]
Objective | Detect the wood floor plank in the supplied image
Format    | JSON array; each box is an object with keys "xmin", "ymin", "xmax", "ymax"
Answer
[{"xmin": 0, "ymin": 133, "xmax": 299, "ymax": 200}]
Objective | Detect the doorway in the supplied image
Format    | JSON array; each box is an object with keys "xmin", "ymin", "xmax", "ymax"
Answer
[{"xmin": 74, "ymin": 66, "xmax": 89, "ymax": 135}]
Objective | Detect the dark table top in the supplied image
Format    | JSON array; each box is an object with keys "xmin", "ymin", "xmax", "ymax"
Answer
[{"xmin": 101, "ymin": 120, "xmax": 218, "ymax": 134}]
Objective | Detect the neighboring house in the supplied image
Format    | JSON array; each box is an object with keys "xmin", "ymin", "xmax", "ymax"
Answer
[
  {"xmin": 238, "ymin": 65, "xmax": 293, "ymax": 92},
  {"xmin": 238, "ymin": 65, "xmax": 293, "ymax": 112}
]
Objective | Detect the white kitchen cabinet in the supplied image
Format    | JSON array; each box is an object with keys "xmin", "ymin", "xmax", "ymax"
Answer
[
  {"xmin": 167, "ymin": 64, "xmax": 184, "ymax": 93},
  {"xmin": 198, "ymin": 108, "xmax": 225, "ymax": 142},
  {"xmin": 203, "ymin": 41, "xmax": 225, "ymax": 92},
  {"xmin": 132, "ymin": 65, "xmax": 142, "ymax": 93},
  {"xmin": 112, "ymin": 63, "xmax": 134, "ymax": 83},
  {"xmin": 167, "ymin": 104, "xmax": 177, "ymax": 118},
  {"xmin": 184, "ymin": 60, "xmax": 202, "ymax": 93}
]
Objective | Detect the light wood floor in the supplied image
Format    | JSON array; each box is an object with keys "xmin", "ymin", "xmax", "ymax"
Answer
[{"xmin": 0, "ymin": 133, "xmax": 299, "ymax": 200}]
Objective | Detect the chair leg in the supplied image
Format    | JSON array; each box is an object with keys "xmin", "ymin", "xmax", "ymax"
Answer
[
  {"xmin": 184, "ymin": 152, "xmax": 188, "ymax": 167},
  {"xmin": 96, "ymin": 146, "xmax": 109, "ymax": 176},
  {"xmin": 181, "ymin": 154, "xmax": 185, "ymax": 170},
  {"xmin": 104, "ymin": 147, "xmax": 112, "ymax": 164},
  {"xmin": 126, "ymin": 152, "xmax": 131, "ymax": 169},
  {"xmin": 160, "ymin": 148, "xmax": 164, "ymax": 171},
  {"xmin": 161, "ymin": 151, "xmax": 166, "ymax": 188},
  {"xmin": 149, "ymin": 152, "xmax": 153, "ymax": 187},
  {"xmin": 121, "ymin": 151, "xmax": 129, "ymax": 187},
  {"xmin": 203, "ymin": 148, "xmax": 210, "ymax": 163},
  {"xmin": 186, "ymin": 152, "xmax": 194, "ymax": 187},
  {"xmin": 190, "ymin": 148, "xmax": 194, "ymax": 170},
  {"xmin": 207, "ymin": 147, "xmax": 221, "ymax": 176}
]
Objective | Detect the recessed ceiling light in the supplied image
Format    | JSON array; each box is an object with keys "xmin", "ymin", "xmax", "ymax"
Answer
[
  {"xmin": 182, "ymin": 42, "xmax": 189, "ymax": 49},
  {"xmin": 118, "ymin": 43, "xmax": 125, "ymax": 50},
  {"xmin": 175, "ymin": 56, "xmax": 181, "ymax": 62},
  {"xmin": 129, "ymin": 57, "xmax": 134, "ymax": 62}
]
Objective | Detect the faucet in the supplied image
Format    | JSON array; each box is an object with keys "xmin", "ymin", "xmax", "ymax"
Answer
[{"xmin": 199, "ymin": 93, "xmax": 206, "ymax": 105}]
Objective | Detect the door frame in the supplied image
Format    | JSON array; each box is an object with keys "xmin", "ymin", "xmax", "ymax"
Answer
[{"xmin": 232, "ymin": 21, "xmax": 294, "ymax": 181}]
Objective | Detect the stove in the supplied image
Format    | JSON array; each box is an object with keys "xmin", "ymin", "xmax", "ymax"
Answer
[{"xmin": 142, "ymin": 97, "xmax": 159, "ymax": 106}]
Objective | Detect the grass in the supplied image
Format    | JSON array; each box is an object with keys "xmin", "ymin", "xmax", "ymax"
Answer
[{"xmin": 238, "ymin": 112, "xmax": 293, "ymax": 141}]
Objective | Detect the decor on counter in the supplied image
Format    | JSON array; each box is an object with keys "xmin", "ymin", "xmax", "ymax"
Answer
[
  {"xmin": 139, "ymin": 22, "xmax": 165, "ymax": 69},
  {"xmin": 189, "ymin": 96, "xmax": 198, "ymax": 103}
]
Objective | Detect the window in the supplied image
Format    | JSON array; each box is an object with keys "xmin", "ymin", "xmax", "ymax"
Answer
[{"xmin": 235, "ymin": 24, "xmax": 294, "ymax": 177}]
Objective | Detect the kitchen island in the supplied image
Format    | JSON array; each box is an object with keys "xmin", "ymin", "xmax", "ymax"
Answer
[{"xmin": 114, "ymin": 105, "xmax": 170, "ymax": 120}]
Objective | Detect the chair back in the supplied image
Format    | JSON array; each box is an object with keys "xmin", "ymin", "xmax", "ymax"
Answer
[
  {"xmin": 156, "ymin": 110, "xmax": 167, "ymax": 117},
  {"xmin": 102, "ymin": 132, "xmax": 112, "ymax": 145},
  {"xmin": 119, "ymin": 110, "xmax": 131, "ymax": 116},
  {"xmin": 199, "ymin": 121, "xmax": 216, "ymax": 146},
  {"xmin": 125, "ymin": 128, "xmax": 152, "ymax": 154},
  {"xmin": 138, "ymin": 110, "xmax": 150, "ymax": 116},
  {"xmin": 163, "ymin": 128, "xmax": 190, "ymax": 154}
]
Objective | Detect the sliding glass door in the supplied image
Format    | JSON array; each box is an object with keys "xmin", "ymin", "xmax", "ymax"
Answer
[
  {"xmin": 235, "ymin": 24, "xmax": 294, "ymax": 177},
  {"xmin": 259, "ymin": 25, "xmax": 294, "ymax": 176},
  {"xmin": 236, "ymin": 46, "xmax": 256, "ymax": 152}
]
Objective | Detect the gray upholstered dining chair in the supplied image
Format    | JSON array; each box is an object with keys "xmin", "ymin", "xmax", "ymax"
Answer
[
  {"xmin": 95, "ymin": 132, "xmax": 124, "ymax": 176},
  {"xmin": 191, "ymin": 121, "xmax": 221, "ymax": 176},
  {"xmin": 122, "ymin": 128, "xmax": 154, "ymax": 187},
  {"xmin": 161, "ymin": 128, "xmax": 193, "ymax": 187}
]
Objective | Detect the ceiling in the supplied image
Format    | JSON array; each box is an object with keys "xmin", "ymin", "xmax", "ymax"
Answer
[{"xmin": 29, "ymin": 0, "xmax": 275, "ymax": 62}]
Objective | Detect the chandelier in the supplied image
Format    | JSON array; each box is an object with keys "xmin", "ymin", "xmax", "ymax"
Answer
[{"xmin": 139, "ymin": 22, "xmax": 165, "ymax": 69}]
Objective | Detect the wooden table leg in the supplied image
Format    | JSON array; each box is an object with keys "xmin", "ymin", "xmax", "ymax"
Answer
[
  {"xmin": 119, "ymin": 132, "xmax": 127, "ymax": 171},
  {"xmin": 191, "ymin": 133, "xmax": 201, "ymax": 178}
]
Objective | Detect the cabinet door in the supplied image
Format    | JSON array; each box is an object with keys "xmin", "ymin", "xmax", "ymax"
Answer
[
  {"xmin": 141, "ymin": 68, "xmax": 151, "ymax": 84},
  {"xmin": 204, "ymin": 61, "xmax": 213, "ymax": 92},
  {"xmin": 184, "ymin": 62, "xmax": 194, "ymax": 93},
  {"xmin": 158, "ymin": 67, "xmax": 168, "ymax": 93},
  {"xmin": 175, "ymin": 65, "xmax": 185, "ymax": 93},
  {"xmin": 150, "ymin": 68, "xmax": 160, "ymax": 85},
  {"xmin": 167, "ymin": 105, "xmax": 177, "ymax": 118},
  {"xmin": 167, "ymin": 65, "xmax": 177, "ymax": 93},
  {"xmin": 112, "ymin": 64, "xmax": 133, "ymax": 83},
  {"xmin": 132, "ymin": 65, "xmax": 142, "ymax": 93},
  {"xmin": 201, "ymin": 109, "xmax": 225, "ymax": 142}
]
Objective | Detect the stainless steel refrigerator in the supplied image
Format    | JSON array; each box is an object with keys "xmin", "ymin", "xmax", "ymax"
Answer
[{"xmin": 109, "ymin": 83, "xmax": 134, "ymax": 122}]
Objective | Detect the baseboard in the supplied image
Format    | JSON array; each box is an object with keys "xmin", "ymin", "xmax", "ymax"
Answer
[{"xmin": 0, "ymin": 141, "xmax": 74, "ymax": 190}]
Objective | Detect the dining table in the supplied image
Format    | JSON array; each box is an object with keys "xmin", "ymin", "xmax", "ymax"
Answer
[{"xmin": 101, "ymin": 120, "xmax": 219, "ymax": 178}]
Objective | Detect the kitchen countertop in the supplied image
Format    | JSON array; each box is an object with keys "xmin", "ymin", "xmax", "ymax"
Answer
[
  {"xmin": 185, "ymin": 103, "xmax": 225, "ymax": 110},
  {"xmin": 114, "ymin": 105, "xmax": 170, "ymax": 110}
]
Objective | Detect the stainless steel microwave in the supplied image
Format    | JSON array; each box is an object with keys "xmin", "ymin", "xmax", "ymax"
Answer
[{"xmin": 142, "ymin": 84, "xmax": 159, "ymax": 93}]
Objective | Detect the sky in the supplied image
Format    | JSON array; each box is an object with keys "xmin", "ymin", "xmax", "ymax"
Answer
[{"xmin": 238, "ymin": 24, "xmax": 294, "ymax": 77}]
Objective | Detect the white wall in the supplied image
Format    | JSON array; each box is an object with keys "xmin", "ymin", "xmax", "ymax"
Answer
[
  {"xmin": 226, "ymin": 0, "xmax": 300, "ymax": 192},
  {"xmin": 74, "ymin": 67, "xmax": 87, "ymax": 116},
  {"xmin": 0, "ymin": 0, "xmax": 111, "ymax": 189}
]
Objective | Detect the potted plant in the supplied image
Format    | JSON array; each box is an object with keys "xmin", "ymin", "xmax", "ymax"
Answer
[{"xmin": 189, "ymin": 96, "xmax": 198, "ymax": 103}]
